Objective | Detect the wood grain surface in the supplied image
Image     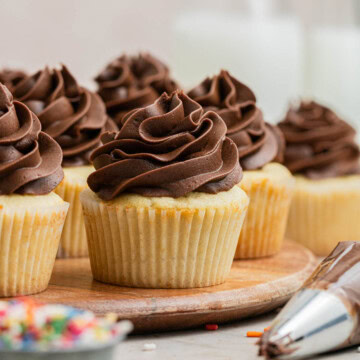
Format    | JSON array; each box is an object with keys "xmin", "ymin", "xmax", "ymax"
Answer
[{"xmin": 21, "ymin": 241, "xmax": 317, "ymax": 333}]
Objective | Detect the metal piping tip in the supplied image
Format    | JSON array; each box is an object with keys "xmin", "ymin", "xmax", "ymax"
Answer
[{"xmin": 259, "ymin": 288, "xmax": 356, "ymax": 359}]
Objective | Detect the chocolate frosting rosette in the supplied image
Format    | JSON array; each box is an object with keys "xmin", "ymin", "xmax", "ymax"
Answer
[
  {"xmin": 88, "ymin": 91, "xmax": 242, "ymax": 200},
  {"xmin": 12, "ymin": 64, "xmax": 117, "ymax": 258},
  {"xmin": 0, "ymin": 84, "xmax": 63, "ymax": 194},
  {"xmin": 13, "ymin": 65, "xmax": 117, "ymax": 167},
  {"xmin": 0, "ymin": 68, "xmax": 27, "ymax": 93},
  {"xmin": 188, "ymin": 70, "xmax": 284, "ymax": 170},
  {"xmin": 279, "ymin": 101, "xmax": 360, "ymax": 179},
  {"xmin": 279, "ymin": 101, "xmax": 360, "ymax": 256},
  {"xmin": 189, "ymin": 70, "xmax": 294, "ymax": 259},
  {"xmin": 0, "ymin": 83, "xmax": 69, "ymax": 297},
  {"xmin": 81, "ymin": 91, "xmax": 250, "ymax": 288},
  {"xmin": 95, "ymin": 53, "xmax": 179, "ymax": 124}
]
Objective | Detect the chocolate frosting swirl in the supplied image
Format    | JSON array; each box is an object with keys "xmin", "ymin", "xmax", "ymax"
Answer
[
  {"xmin": 0, "ymin": 84, "xmax": 63, "ymax": 195},
  {"xmin": 0, "ymin": 68, "xmax": 27, "ymax": 93},
  {"xmin": 188, "ymin": 70, "xmax": 284, "ymax": 170},
  {"xmin": 88, "ymin": 91, "xmax": 242, "ymax": 200},
  {"xmin": 95, "ymin": 53, "xmax": 179, "ymax": 124},
  {"xmin": 12, "ymin": 65, "xmax": 117, "ymax": 167},
  {"xmin": 278, "ymin": 101, "xmax": 360, "ymax": 179}
]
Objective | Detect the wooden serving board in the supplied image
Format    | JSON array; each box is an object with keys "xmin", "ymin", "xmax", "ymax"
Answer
[{"xmin": 25, "ymin": 241, "xmax": 317, "ymax": 333}]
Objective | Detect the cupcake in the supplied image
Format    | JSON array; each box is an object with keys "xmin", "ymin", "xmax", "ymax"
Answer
[
  {"xmin": 95, "ymin": 52, "xmax": 178, "ymax": 124},
  {"xmin": 0, "ymin": 68, "xmax": 27, "ymax": 93},
  {"xmin": 279, "ymin": 101, "xmax": 360, "ymax": 256},
  {"xmin": 80, "ymin": 91, "xmax": 249, "ymax": 288},
  {"xmin": 12, "ymin": 65, "xmax": 117, "ymax": 258},
  {"xmin": 188, "ymin": 70, "xmax": 294, "ymax": 258},
  {"xmin": 0, "ymin": 84, "xmax": 68, "ymax": 297}
]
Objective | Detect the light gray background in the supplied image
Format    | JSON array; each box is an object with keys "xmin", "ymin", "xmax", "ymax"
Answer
[{"xmin": 1, "ymin": 0, "xmax": 359, "ymax": 125}]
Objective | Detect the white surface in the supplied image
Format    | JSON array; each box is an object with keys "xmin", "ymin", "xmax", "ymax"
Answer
[{"xmin": 115, "ymin": 312, "xmax": 358, "ymax": 359}]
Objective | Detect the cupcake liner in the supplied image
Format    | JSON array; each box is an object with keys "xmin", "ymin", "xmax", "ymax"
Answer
[
  {"xmin": 0, "ymin": 194, "xmax": 68, "ymax": 297},
  {"xmin": 55, "ymin": 166, "xmax": 93, "ymax": 258},
  {"xmin": 235, "ymin": 163, "xmax": 294, "ymax": 259},
  {"xmin": 81, "ymin": 188, "xmax": 249, "ymax": 288},
  {"xmin": 286, "ymin": 176, "xmax": 360, "ymax": 256}
]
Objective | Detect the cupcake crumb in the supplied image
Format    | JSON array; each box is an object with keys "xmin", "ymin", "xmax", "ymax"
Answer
[{"xmin": 143, "ymin": 343, "xmax": 157, "ymax": 351}]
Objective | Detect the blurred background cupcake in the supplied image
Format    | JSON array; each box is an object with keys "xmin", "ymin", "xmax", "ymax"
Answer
[
  {"xmin": 188, "ymin": 70, "xmax": 294, "ymax": 258},
  {"xmin": 81, "ymin": 91, "xmax": 249, "ymax": 288},
  {"xmin": 279, "ymin": 101, "xmax": 360, "ymax": 256},
  {"xmin": 0, "ymin": 84, "xmax": 68, "ymax": 296},
  {"xmin": 11, "ymin": 65, "xmax": 117, "ymax": 258},
  {"xmin": 95, "ymin": 52, "xmax": 179, "ymax": 125}
]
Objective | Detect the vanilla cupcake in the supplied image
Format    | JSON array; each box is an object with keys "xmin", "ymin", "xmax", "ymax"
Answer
[
  {"xmin": 189, "ymin": 70, "xmax": 294, "ymax": 258},
  {"xmin": 81, "ymin": 91, "xmax": 249, "ymax": 288},
  {"xmin": 95, "ymin": 52, "xmax": 178, "ymax": 124},
  {"xmin": 279, "ymin": 101, "xmax": 360, "ymax": 256},
  {"xmin": 0, "ymin": 84, "xmax": 68, "ymax": 297},
  {"xmin": 13, "ymin": 65, "xmax": 117, "ymax": 258}
]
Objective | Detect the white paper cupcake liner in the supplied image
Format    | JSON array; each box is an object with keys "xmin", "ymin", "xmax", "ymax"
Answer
[
  {"xmin": 81, "ymin": 188, "xmax": 249, "ymax": 288},
  {"xmin": 55, "ymin": 166, "xmax": 93, "ymax": 258},
  {"xmin": 235, "ymin": 163, "xmax": 294, "ymax": 259},
  {"xmin": 0, "ymin": 194, "xmax": 68, "ymax": 297},
  {"xmin": 286, "ymin": 176, "xmax": 360, "ymax": 256}
]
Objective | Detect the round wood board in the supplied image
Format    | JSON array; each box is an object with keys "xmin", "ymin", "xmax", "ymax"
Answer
[{"xmin": 24, "ymin": 241, "xmax": 317, "ymax": 333}]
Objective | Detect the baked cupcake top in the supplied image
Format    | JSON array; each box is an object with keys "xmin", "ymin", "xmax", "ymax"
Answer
[
  {"xmin": 95, "ymin": 53, "xmax": 179, "ymax": 124},
  {"xmin": 188, "ymin": 70, "xmax": 284, "ymax": 170},
  {"xmin": 88, "ymin": 91, "xmax": 242, "ymax": 200},
  {"xmin": 0, "ymin": 84, "xmax": 63, "ymax": 195},
  {"xmin": 278, "ymin": 101, "xmax": 360, "ymax": 179},
  {"xmin": 0, "ymin": 68, "xmax": 27, "ymax": 93},
  {"xmin": 12, "ymin": 65, "xmax": 117, "ymax": 167}
]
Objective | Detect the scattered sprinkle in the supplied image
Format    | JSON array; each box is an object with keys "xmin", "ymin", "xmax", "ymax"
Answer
[
  {"xmin": 0, "ymin": 298, "xmax": 132, "ymax": 351},
  {"xmin": 205, "ymin": 324, "xmax": 219, "ymax": 331},
  {"xmin": 246, "ymin": 331, "xmax": 263, "ymax": 338},
  {"xmin": 264, "ymin": 326, "xmax": 270, "ymax": 332},
  {"xmin": 143, "ymin": 343, "xmax": 156, "ymax": 351}
]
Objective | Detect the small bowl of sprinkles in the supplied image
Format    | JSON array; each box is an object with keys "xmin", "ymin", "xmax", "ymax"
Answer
[{"xmin": 0, "ymin": 298, "xmax": 133, "ymax": 360}]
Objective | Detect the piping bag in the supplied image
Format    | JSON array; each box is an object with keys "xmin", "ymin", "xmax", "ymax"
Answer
[{"xmin": 258, "ymin": 241, "xmax": 360, "ymax": 359}]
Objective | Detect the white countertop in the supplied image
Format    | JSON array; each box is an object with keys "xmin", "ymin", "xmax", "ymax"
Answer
[{"xmin": 116, "ymin": 312, "xmax": 358, "ymax": 360}]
